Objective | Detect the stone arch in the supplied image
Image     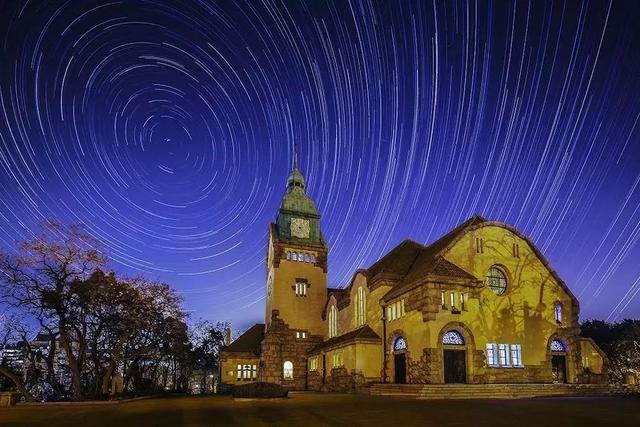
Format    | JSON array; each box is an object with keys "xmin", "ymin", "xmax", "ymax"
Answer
[
  {"xmin": 437, "ymin": 322, "xmax": 477, "ymax": 384},
  {"xmin": 546, "ymin": 332, "xmax": 579, "ymax": 384},
  {"xmin": 387, "ymin": 329, "xmax": 409, "ymax": 383}
]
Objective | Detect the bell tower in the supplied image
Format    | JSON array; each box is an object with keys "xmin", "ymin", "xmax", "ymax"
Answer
[{"xmin": 265, "ymin": 158, "xmax": 328, "ymax": 336}]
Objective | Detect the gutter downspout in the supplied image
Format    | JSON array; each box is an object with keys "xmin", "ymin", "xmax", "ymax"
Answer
[{"xmin": 381, "ymin": 303, "xmax": 387, "ymax": 383}]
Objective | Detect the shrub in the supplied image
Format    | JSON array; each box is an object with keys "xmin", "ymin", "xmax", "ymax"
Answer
[{"xmin": 232, "ymin": 382, "xmax": 288, "ymax": 398}]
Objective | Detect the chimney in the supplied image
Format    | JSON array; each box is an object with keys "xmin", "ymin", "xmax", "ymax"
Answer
[{"xmin": 224, "ymin": 327, "xmax": 231, "ymax": 346}]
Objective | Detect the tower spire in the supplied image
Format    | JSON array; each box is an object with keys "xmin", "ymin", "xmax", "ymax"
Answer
[{"xmin": 293, "ymin": 141, "xmax": 298, "ymax": 170}]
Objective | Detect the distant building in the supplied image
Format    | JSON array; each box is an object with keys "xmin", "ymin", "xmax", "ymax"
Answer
[{"xmin": 220, "ymin": 163, "xmax": 607, "ymax": 391}]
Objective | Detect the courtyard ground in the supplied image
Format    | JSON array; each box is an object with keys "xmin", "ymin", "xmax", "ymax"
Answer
[{"xmin": 0, "ymin": 392, "xmax": 638, "ymax": 427}]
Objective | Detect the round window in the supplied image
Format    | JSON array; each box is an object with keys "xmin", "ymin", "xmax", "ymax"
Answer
[{"xmin": 486, "ymin": 266, "xmax": 507, "ymax": 295}]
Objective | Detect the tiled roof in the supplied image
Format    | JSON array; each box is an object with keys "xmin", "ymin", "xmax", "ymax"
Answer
[
  {"xmin": 308, "ymin": 325, "xmax": 380, "ymax": 354},
  {"xmin": 220, "ymin": 323, "xmax": 264, "ymax": 355},
  {"xmin": 363, "ymin": 215, "xmax": 487, "ymax": 301}
]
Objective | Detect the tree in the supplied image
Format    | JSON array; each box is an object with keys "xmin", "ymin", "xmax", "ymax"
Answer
[
  {"xmin": 0, "ymin": 220, "xmax": 105, "ymax": 400},
  {"xmin": 189, "ymin": 320, "xmax": 227, "ymax": 393},
  {"xmin": 581, "ymin": 319, "xmax": 640, "ymax": 383},
  {"xmin": 0, "ymin": 314, "xmax": 34, "ymax": 401}
]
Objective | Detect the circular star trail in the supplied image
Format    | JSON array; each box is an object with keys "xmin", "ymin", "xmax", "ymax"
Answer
[{"xmin": 1, "ymin": 1, "xmax": 639, "ymax": 329}]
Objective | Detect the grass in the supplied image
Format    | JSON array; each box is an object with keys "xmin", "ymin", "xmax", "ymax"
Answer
[{"xmin": 0, "ymin": 393, "xmax": 639, "ymax": 426}]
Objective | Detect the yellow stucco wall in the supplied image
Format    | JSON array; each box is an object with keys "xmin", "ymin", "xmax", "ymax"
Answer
[
  {"xmin": 439, "ymin": 224, "xmax": 575, "ymax": 366},
  {"xmin": 265, "ymin": 232, "xmax": 328, "ymax": 336},
  {"xmin": 580, "ymin": 339, "xmax": 604, "ymax": 374}
]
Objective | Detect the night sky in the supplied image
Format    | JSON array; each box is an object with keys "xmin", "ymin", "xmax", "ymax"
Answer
[{"xmin": 1, "ymin": 1, "xmax": 639, "ymax": 332}]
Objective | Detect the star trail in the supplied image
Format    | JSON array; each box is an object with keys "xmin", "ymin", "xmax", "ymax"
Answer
[{"xmin": 0, "ymin": 1, "xmax": 639, "ymax": 330}]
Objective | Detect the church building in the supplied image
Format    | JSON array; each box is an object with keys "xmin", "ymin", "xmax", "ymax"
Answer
[{"xmin": 220, "ymin": 163, "xmax": 606, "ymax": 392}]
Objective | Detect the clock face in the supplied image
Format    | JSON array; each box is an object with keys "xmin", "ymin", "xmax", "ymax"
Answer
[{"xmin": 290, "ymin": 217, "xmax": 310, "ymax": 239}]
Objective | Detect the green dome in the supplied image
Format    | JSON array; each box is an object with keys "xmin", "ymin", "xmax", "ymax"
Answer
[{"xmin": 280, "ymin": 168, "xmax": 318, "ymax": 216}]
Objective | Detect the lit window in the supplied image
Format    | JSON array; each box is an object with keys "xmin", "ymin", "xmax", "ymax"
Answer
[
  {"xmin": 510, "ymin": 344, "xmax": 522, "ymax": 366},
  {"xmin": 328, "ymin": 305, "xmax": 338, "ymax": 338},
  {"xmin": 486, "ymin": 266, "xmax": 507, "ymax": 295},
  {"xmin": 460, "ymin": 293, "xmax": 466, "ymax": 310},
  {"xmin": 450, "ymin": 292, "xmax": 456, "ymax": 309},
  {"xmin": 355, "ymin": 287, "xmax": 367, "ymax": 326},
  {"xmin": 309, "ymin": 357, "xmax": 318, "ymax": 371},
  {"xmin": 298, "ymin": 252, "xmax": 303, "ymax": 262},
  {"xmin": 283, "ymin": 361, "xmax": 293, "ymax": 379},
  {"xmin": 486, "ymin": 343, "xmax": 497, "ymax": 366},
  {"xmin": 441, "ymin": 290, "xmax": 446, "ymax": 307},
  {"xmin": 387, "ymin": 299, "xmax": 405, "ymax": 321},
  {"xmin": 295, "ymin": 282, "xmax": 308, "ymax": 296},
  {"xmin": 310, "ymin": 254, "xmax": 316, "ymax": 263},
  {"xmin": 332, "ymin": 352, "xmax": 343, "ymax": 368},
  {"xmin": 296, "ymin": 331, "xmax": 307, "ymax": 339},
  {"xmin": 554, "ymin": 303, "xmax": 562, "ymax": 323},
  {"xmin": 394, "ymin": 336, "xmax": 407, "ymax": 351},
  {"xmin": 550, "ymin": 339, "xmax": 566, "ymax": 352},
  {"xmin": 291, "ymin": 252, "xmax": 297, "ymax": 261},
  {"xmin": 498, "ymin": 344, "xmax": 510, "ymax": 366},
  {"xmin": 442, "ymin": 330, "xmax": 465, "ymax": 345},
  {"xmin": 236, "ymin": 364, "xmax": 257, "ymax": 381},
  {"xmin": 286, "ymin": 251, "xmax": 291, "ymax": 260}
]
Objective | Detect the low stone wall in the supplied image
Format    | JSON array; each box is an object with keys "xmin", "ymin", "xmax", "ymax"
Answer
[{"xmin": 0, "ymin": 392, "xmax": 19, "ymax": 407}]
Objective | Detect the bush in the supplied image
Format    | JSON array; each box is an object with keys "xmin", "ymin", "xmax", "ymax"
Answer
[{"xmin": 231, "ymin": 382, "xmax": 288, "ymax": 398}]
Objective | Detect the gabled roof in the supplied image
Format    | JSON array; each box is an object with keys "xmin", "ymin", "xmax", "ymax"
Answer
[
  {"xmin": 220, "ymin": 323, "xmax": 264, "ymax": 355},
  {"xmin": 366, "ymin": 239, "xmax": 424, "ymax": 278},
  {"xmin": 308, "ymin": 325, "xmax": 380, "ymax": 354}
]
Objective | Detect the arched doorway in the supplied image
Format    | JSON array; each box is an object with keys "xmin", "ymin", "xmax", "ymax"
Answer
[
  {"xmin": 550, "ymin": 339, "xmax": 567, "ymax": 383},
  {"xmin": 393, "ymin": 336, "xmax": 407, "ymax": 384},
  {"xmin": 442, "ymin": 330, "xmax": 466, "ymax": 384}
]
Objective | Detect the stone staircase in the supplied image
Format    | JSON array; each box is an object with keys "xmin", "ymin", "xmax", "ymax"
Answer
[{"xmin": 367, "ymin": 383, "xmax": 620, "ymax": 400}]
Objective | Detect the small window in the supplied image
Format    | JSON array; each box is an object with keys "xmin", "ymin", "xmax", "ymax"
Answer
[
  {"xmin": 286, "ymin": 251, "xmax": 291, "ymax": 260},
  {"xmin": 309, "ymin": 357, "xmax": 318, "ymax": 371},
  {"xmin": 510, "ymin": 344, "xmax": 522, "ymax": 366},
  {"xmin": 460, "ymin": 293, "xmax": 466, "ymax": 310},
  {"xmin": 476, "ymin": 237, "xmax": 484, "ymax": 253},
  {"xmin": 387, "ymin": 299, "xmax": 405, "ymax": 321},
  {"xmin": 486, "ymin": 343, "xmax": 498, "ymax": 366},
  {"xmin": 450, "ymin": 292, "xmax": 456, "ymax": 309},
  {"xmin": 328, "ymin": 305, "xmax": 338, "ymax": 338},
  {"xmin": 394, "ymin": 336, "xmax": 407, "ymax": 351},
  {"xmin": 554, "ymin": 303, "xmax": 562, "ymax": 323},
  {"xmin": 298, "ymin": 252, "xmax": 304, "ymax": 262},
  {"xmin": 310, "ymin": 254, "xmax": 316, "ymax": 263},
  {"xmin": 498, "ymin": 343, "xmax": 510, "ymax": 366},
  {"xmin": 441, "ymin": 290, "xmax": 446, "ymax": 307},
  {"xmin": 296, "ymin": 331, "xmax": 307, "ymax": 339},
  {"xmin": 332, "ymin": 352, "xmax": 343, "ymax": 368},
  {"xmin": 291, "ymin": 252, "xmax": 298, "ymax": 261},
  {"xmin": 512, "ymin": 243, "xmax": 520, "ymax": 258},
  {"xmin": 442, "ymin": 330, "xmax": 465, "ymax": 345},
  {"xmin": 550, "ymin": 339, "xmax": 566, "ymax": 352},
  {"xmin": 486, "ymin": 266, "xmax": 508, "ymax": 295},
  {"xmin": 295, "ymin": 282, "xmax": 308, "ymax": 296},
  {"xmin": 355, "ymin": 287, "xmax": 367, "ymax": 326},
  {"xmin": 283, "ymin": 361, "xmax": 293, "ymax": 379}
]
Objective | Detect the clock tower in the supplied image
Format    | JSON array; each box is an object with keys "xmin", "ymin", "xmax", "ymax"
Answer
[{"xmin": 265, "ymin": 160, "xmax": 328, "ymax": 336}]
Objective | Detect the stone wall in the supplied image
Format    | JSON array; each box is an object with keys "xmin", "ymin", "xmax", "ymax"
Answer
[{"xmin": 260, "ymin": 310, "xmax": 322, "ymax": 390}]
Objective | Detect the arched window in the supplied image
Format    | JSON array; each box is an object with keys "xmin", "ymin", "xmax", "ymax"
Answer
[
  {"xmin": 283, "ymin": 361, "xmax": 293, "ymax": 379},
  {"xmin": 310, "ymin": 255, "xmax": 316, "ymax": 263},
  {"xmin": 286, "ymin": 251, "xmax": 291, "ymax": 260},
  {"xmin": 393, "ymin": 336, "xmax": 407, "ymax": 351},
  {"xmin": 355, "ymin": 287, "xmax": 367, "ymax": 326},
  {"xmin": 442, "ymin": 330, "xmax": 465, "ymax": 345},
  {"xmin": 554, "ymin": 303, "xmax": 563, "ymax": 323},
  {"xmin": 291, "ymin": 252, "xmax": 297, "ymax": 261},
  {"xmin": 550, "ymin": 339, "xmax": 566, "ymax": 352},
  {"xmin": 328, "ymin": 305, "xmax": 338, "ymax": 338},
  {"xmin": 486, "ymin": 266, "xmax": 508, "ymax": 295}
]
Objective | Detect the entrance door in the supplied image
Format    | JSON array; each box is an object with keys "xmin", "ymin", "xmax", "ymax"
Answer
[
  {"xmin": 552, "ymin": 355, "xmax": 567, "ymax": 383},
  {"xmin": 394, "ymin": 353, "xmax": 406, "ymax": 384},
  {"xmin": 443, "ymin": 350, "xmax": 466, "ymax": 383}
]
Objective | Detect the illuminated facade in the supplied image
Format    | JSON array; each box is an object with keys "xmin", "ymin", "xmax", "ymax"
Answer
[{"xmin": 220, "ymin": 164, "xmax": 607, "ymax": 391}]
